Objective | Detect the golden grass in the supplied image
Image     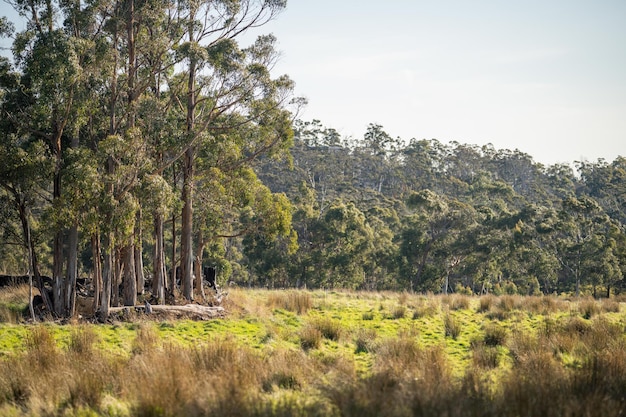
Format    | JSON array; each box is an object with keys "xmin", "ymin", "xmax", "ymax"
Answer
[{"xmin": 0, "ymin": 289, "xmax": 625, "ymax": 416}]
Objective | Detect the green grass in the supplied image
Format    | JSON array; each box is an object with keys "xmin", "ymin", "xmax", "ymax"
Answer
[{"xmin": 0, "ymin": 287, "xmax": 625, "ymax": 416}]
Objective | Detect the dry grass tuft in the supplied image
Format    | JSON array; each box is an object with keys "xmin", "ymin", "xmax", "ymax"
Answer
[
  {"xmin": 443, "ymin": 313, "xmax": 461, "ymax": 340},
  {"xmin": 354, "ymin": 328, "xmax": 378, "ymax": 354},
  {"xmin": 412, "ymin": 298, "xmax": 439, "ymax": 319},
  {"xmin": 267, "ymin": 291, "xmax": 313, "ymax": 315},
  {"xmin": 390, "ymin": 305, "xmax": 406, "ymax": 319},
  {"xmin": 299, "ymin": 324, "xmax": 322, "ymax": 350},
  {"xmin": 482, "ymin": 322, "xmax": 507, "ymax": 346},
  {"xmin": 308, "ymin": 317, "xmax": 343, "ymax": 342}
]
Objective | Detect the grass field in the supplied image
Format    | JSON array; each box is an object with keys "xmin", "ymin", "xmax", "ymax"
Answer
[{"xmin": 0, "ymin": 286, "xmax": 625, "ymax": 416}]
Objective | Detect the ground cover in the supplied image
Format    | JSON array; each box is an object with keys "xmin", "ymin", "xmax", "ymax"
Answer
[{"xmin": 0, "ymin": 287, "xmax": 625, "ymax": 416}]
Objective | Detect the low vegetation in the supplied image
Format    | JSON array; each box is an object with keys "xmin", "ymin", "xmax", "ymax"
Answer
[{"xmin": 0, "ymin": 286, "xmax": 625, "ymax": 416}]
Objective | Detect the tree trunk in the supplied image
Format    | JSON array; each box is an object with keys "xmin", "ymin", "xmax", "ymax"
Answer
[
  {"xmin": 65, "ymin": 222, "xmax": 78, "ymax": 316},
  {"xmin": 181, "ymin": 147, "xmax": 194, "ymax": 300},
  {"xmin": 25, "ymin": 208, "xmax": 36, "ymax": 321},
  {"xmin": 101, "ymin": 231, "xmax": 113, "ymax": 318},
  {"xmin": 92, "ymin": 232, "xmax": 102, "ymax": 314},
  {"xmin": 181, "ymin": 13, "xmax": 197, "ymax": 302},
  {"xmin": 169, "ymin": 210, "xmax": 177, "ymax": 299},
  {"xmin": 113, "ymin": 246, "xmax": 122, "ymax": 306},
  {"xmin": 134, "ymin": 210, "xmax": 144, "ymax": 295},
  {"xmin": 52, "ymin": 127, "xmax": 65, "ymax": 317},
  {"xmin": 194, "ymin": 237, "xmax": 205, "ymax": 301},
  {"xmin": 122, "ymin": 244, "xmax": 137, "ymax": 306},
  {"xmin": 17, "ymin": 197, "xmax": 53, "ymax": 314},
  {"xmin": 153, "ymin": 213, "xmax": 166, "ymax": 304}
]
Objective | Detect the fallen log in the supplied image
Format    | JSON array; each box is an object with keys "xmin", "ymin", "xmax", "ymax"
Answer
[{"xmin": 108, "ymin": 304, "xmax": 225, "ymax": 320}]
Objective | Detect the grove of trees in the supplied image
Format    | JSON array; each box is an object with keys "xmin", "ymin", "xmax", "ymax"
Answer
[
  {"xmin": 1, "ymin": 3, "xmax": 625, "ymax": 320},
  {"xmin": 0, "ymin": 0, "xmax": 298, "ymax": 318}
]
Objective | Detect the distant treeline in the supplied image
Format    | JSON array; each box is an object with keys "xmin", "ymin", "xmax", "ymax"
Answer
[{"xmin": 253, "ymin": 120, "xmax": 626, "ymax": 296}]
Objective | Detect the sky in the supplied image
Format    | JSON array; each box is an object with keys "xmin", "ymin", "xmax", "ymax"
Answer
[
  {"xmin": 257, "ymin": 0, "xmax": 626, "ymax": 165},
  {"xmin": 1, "ymin": 0, "xmax": 625, "ymax": 166}
]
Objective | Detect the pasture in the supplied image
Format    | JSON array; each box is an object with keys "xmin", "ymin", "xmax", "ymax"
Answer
[{"xmin": 0, "ymin": 286, "xmax": 625, "ymax": 416}]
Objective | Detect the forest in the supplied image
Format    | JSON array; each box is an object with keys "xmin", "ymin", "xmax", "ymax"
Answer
[{"xmin": 1, "ymin": 0, "xmax": 625, "ymax": 321}]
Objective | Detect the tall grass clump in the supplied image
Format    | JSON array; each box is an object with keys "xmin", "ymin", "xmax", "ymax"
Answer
[
  {"xmin": 267, "ymin": 291, "xmax": 312, "ymax": 315},
  {"xmin": 521, "ymin": 295, "xmax": 560, "ymax": 315},
  {"xmin": 354, "ymin": 328, "xmax": 378, "ymax": 354},
  {"xmin": 443, "ymin": 313, "xmax": 461, "ymax": 340},
  {"xmin": 25, "ymin": 325, "xmax": 59, "ymax": 371},
  {"xmin": 471, "ymin": 342, "xmax": 501, "ymax": 369},
  {"xmin": 477, "ymin": 294, "xmax": 495, "ymax": 313},
  {"xmin": 309, "ymin": 317, "xmax": 343, "ymax": 341},
  {"xmin": 67, "ymin": 325, "xmax": 99, "ymax": 357},
  {"xmin": 447, "ymin": 294, "xmax": 471, "ymax": 310},
  {"xmin": 390, "ymin": 305, "xmax": 406, "ymax": 319},
  {"xmin": 599, "ymin": 298, "xmax": 620, "ymax": 313},
  {"xmin": 482, "ymin": 323, "xmax": 507, "ymax": 346},
  {"xmin": 361, "ymin": 310, "xmax": 375, "ymax": 320},
  {"xmin": 131, "ymin": 323, "xmax": 160, "ymax": 355},
  {"xmin": 299, "ymin": 324, "xmax": 322, "ymax": 350},
  {"xmin": 578, "ymin": 297, "xmax": 601, "ymax": 319},
  {"xmin": 412, "ymin": 298, "xmax": 439, "ymax": 319}
]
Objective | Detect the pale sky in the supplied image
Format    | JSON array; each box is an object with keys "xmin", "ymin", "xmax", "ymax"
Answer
[
  {"xmin": 261, "ymin": 0, "xmax": 626, "ymax": 165},
  {"xmin": 2, "ymin": 1, "xmax": 625, "ymax": 166}
]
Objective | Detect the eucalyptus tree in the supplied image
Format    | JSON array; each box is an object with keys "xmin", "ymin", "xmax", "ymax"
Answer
[
  {"xmin": 577, "ymin": 157, "xmax": 626, "ymax": 225},
  {"xmin": 555, "ymin": 196, "xmax": 617, "ymax": 296},
  {"xmin": 0, "ymin": 61, "xmax": 54, "ymax": 310},
  {"xmin": 0, "ymin": 0, "xmax": 111, "ymax": 316},
  {"xmin": 400, "ymin": 189, "xmax": 476, "ymax": 292},
  {"xmin": 170, "ymin": 0, "xmax": 292, "ymax": 300}
]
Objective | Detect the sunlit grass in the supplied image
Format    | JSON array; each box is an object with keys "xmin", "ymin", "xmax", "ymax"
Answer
[{"xmin": 0, "ymin": 287, "xmax": 625, "ymax": 416}]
